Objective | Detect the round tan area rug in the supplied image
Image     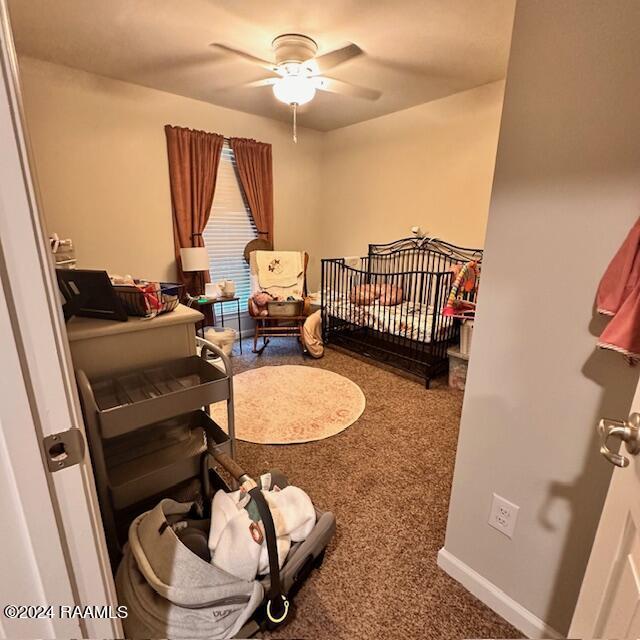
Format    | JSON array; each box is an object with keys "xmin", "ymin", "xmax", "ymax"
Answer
[{"xmin": 211, "ymin": 365, "xmax": 365, "ymax": 444}]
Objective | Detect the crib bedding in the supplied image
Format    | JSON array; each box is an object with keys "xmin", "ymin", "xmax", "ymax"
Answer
[{"xmin": 325, "ymin": 294, "xmax": 444, "ymax": 343}]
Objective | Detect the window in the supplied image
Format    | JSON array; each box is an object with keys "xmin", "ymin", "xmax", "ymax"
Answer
[{"xmin": 203, "ymin": 142, "xmax": 258, "ymax": 311}]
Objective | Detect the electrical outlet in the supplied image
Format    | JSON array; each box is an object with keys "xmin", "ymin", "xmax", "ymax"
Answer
[{"xmin": 488, "ymin": 493, "xmax": 519, "ymax": 539}]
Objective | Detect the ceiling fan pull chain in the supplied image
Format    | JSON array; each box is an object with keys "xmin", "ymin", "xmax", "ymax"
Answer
[{"xmin": 292, "ymin": 103, "xmax": 298, "ymax": 144}]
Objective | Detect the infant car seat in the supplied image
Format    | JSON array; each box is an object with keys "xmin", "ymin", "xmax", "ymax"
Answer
[{"xmin": 116, "ymin": 453, "xmax": 335, "ymax": 639}]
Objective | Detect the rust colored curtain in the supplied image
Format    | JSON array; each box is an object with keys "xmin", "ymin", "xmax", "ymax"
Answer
[
  {"xmin": 165, "ymin": 125, "xmax": 224, "ymax": 295},
  {"xmin": 229, "ymin": 137, "xmax": 274, "ymax": 243}
]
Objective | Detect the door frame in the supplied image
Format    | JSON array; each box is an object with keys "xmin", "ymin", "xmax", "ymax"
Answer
[
  {"xmin": 0, "ymin": 3, "xmax": 119, "ymax": 638},
  {"xmin": 0, "ymin": 246, "xmax": 82, "ymax": 639}
]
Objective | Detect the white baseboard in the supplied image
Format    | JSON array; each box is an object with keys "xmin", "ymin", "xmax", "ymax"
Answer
[{"xmin": 437, "ymin": 548, "xmax": 562, "ymax": 639}]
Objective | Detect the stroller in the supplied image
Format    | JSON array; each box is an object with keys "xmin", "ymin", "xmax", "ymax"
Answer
[{"xmin": 77, "ymin": 338, "xmax": 336, "ymax": 638}]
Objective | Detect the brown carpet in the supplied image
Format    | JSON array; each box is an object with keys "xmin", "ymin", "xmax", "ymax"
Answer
[{"xmin": 230, "ymin": 339, "xmax": 520, "ymax": 640}]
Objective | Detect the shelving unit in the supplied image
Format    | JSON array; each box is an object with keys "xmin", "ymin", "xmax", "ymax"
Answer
[{"xmin": 76, "ymin": 349, "xmax": 235, "ymax": 563}]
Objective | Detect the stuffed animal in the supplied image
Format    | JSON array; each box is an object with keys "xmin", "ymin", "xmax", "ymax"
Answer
[{"xmin": 248, "ymin": 290, "xmax": 275, "ymax": 317}]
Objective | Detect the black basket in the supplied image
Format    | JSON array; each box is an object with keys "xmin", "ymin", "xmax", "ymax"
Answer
[{"xmin": 113, "ymin": 282, "xmax": 184, "ymax": 318}]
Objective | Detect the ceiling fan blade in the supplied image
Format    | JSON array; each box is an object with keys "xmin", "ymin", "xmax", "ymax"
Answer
[
  {"xmin": 207, "ymin": 75, "xmax": 279, "ymax": 92},
  {"xmin": 313, "ymin": 76, "xmax": 381, "ymax": 101},
  {"xmin": 308, "ymin": 43, "xmax": 363, "ymax": 75},
  {"xmin": 244, "ymin": 77, "xmax": 278, "ymax": 88},
  {"xmin": 210, "ymin": 43, "xmax": 278, "ymax": 72}
]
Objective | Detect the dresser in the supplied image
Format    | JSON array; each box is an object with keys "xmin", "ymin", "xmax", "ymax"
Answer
[{"xmin": 66, "ymin": 304, "xmax": 203, "ymax": 378}]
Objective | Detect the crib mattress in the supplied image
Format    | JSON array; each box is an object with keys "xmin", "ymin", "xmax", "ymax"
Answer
[{"xmin": 325, "ymin": 295, "xmax": 446, "ymax": 343}]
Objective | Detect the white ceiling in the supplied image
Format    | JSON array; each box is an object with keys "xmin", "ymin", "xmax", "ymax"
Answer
[{"xmin": 8, "ymin": 0, "xmax": 515, "ymax": 131}]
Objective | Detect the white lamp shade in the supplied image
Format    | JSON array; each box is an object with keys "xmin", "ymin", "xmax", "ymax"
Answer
[{"xmin": 180, "ymin": 247, "xmax": 209, "ymax": 272}]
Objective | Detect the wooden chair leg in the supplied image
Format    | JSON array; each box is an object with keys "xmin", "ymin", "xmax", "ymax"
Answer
[{"xmin": 253, "ymin": 320, "xmax": 269, "ymax": 355}]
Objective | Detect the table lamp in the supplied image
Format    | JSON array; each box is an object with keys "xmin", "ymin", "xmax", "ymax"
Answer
[{"xmin": 180, "ymin": 247, "xmax": 209, "ymax": 294}]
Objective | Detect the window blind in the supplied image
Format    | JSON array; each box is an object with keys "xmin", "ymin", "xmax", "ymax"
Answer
[{"xmin": 202, "ymin": 143, "xmax": 258, "ymax": 311}]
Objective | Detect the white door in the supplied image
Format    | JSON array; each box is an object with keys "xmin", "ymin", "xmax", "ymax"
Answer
[
  {"xmin": 0, "ymin": 270, "xmax": 83, "ymax": 639},
  {"xmin": 569, "ymin": 384, "xmax": 640, "ymax": 639},
  {"xmin": 0, "ymin": 3, "xmax": 119, "ymax": 638}
]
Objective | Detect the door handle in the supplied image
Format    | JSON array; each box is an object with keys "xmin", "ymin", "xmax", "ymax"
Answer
[{"xmin": 598, "ymin": 413, "xmax": 640, "ymax": 468}]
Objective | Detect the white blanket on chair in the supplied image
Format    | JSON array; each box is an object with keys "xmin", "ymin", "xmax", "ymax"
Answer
[{"xmin": 256, "ymin": 251, "xmax": 302, "ymax": 289}]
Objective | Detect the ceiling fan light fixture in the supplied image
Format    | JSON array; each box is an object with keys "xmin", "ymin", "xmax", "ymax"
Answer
[{"xmin": 272, "ymin": 75, "xmax": 316, "ymax": 105}]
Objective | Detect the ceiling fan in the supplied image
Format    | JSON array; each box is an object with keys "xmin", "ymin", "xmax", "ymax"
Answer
[{"xmin": 212, "ymin": 34, "xmax": 382, "ymax": 142}]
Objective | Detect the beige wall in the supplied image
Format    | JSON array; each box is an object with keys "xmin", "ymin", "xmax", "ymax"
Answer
[
  {"xmin": 19, "ymin": 57, "xmax": 325, "ymax": 287},
  {"xmin": 20, "ymin": 57, "xmax": 504, "ymax": 293},
  {"xmin": 442, "ymin": 1, "xmax": 640, "ymax": 635},
  {"xmin": 319, "ymin": 81, "xmax": 504, "ymax": 258}
]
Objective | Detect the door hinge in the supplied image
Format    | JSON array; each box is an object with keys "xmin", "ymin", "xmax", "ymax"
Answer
[{"xmin": 43, "ymin": 428, "xmax": 85, "ymax": 472}]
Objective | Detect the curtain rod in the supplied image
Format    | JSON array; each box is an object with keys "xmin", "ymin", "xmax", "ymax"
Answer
[{"xmin": 165, "ymin": 126, "xmax": 263, "ymax": 145}]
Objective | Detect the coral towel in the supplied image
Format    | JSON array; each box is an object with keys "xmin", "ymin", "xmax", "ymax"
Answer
[{"xmin": 596, "ymin": 217, "xmax": 640, "ymax": 361}]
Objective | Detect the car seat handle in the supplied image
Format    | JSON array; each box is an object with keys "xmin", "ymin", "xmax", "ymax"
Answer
[
  {"xmin": 205, "ymin": 449, "xmax": 289, "ymax": 627},
  {"xmin": 248, "ymin": 486, "xmax": 290, "ymax": 627}
]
